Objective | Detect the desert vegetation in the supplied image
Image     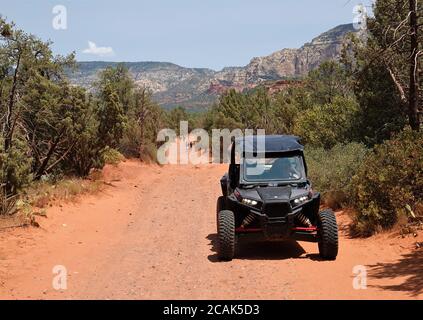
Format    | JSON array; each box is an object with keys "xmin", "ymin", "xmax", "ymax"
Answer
[{"xmin": 0, "ymin": 18, "xmax": 166, "ymax": 219}]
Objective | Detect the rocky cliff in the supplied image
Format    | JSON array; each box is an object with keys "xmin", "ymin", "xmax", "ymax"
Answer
[{"xmin": 69, "ymin": 24, "xmax": 358, "ymax": 111}]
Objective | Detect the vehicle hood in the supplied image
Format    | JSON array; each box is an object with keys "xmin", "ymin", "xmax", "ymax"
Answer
[
  {"xmin": 256, "ymin": 186, "xmax": 292, "ymax": 201},
  {"xmin": 237, "ymin": 185, "xmax": 309, "ymax": 202}
]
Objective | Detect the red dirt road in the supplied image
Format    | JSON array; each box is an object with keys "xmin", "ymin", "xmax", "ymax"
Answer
[{"xmin": 0, "ymin": 160, "xmax": 422, "ymax": 300}]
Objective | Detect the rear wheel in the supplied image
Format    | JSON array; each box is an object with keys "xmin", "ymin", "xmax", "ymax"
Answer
[
  {"xmin": 317, "ymin": 209, "xmax": 338, "ymax": 260},
  {"xmin": 217, "ymin": 210, "xmax": 235, "ymax": 261}
]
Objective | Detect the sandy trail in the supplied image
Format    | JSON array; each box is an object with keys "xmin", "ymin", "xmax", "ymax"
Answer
[{"xmin": 0, "ymin": 159, "xmax": 422, "ymax": 300}]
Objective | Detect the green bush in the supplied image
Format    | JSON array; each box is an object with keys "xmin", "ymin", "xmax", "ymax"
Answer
[
  {"xmin": 0, "ymin": 137, "xmax": 32, "ymax": 194},
  {"xmin": 120, "ymin": 88, "xmax": 165, "ymax": 160},
  {"xmin": 294, "ymin": 96, "xmax": 359, "ymax": 149},
  {"xmin": 0, "ymin": 137, "xmax": 32, "ymax": 215},
  {"xmin": 306, "ymin": 143, "xmax": 368, "ymax": 208},
  {"xmin": 102, "ymin": 147, "xmax": 124, "ymax": 165},
  {"xmin": 351, "ymin": 128, "xmax": 423, "ymax": 236},
  {"xmin": 119, "ymin": 118, "xmax": 142, "ymax": 157}
]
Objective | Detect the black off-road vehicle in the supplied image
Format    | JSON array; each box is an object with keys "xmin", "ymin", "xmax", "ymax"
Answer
[{"xmin": 217, "ymin": 135, "xmax": 338, "ymax": 261}]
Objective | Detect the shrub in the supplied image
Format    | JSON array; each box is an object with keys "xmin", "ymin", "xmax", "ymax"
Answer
[
  {"xmin": 306, "ymin": 143, "xmax": 368, "ymax": 208},
  {"xmin": 119, "ymin": 118, "xmax": 142, "ymax": 157},
  {"xmin": 139, "ymin": 142, "xmax": 158, "ymax": 163},
  {"xmin": 23, "ymin": 170, "xmax": 105, "ymax": 210},
  {"xmin": 62, "ymin": 114, "xmax": 105, "ymax": 177},
  {"xmin": 294, "ymin": 96, "xmax": 359, "ymax": 149},
  {"xmin": 102, "ymin": 147, "xmax": 124, "ymax": 165},
  {"xmin": 351, "ymin": 128, "xmax": 423, "ymax": 236},
  {"xmin": 0, "ymin": 137, "xmax": 32, "ymax": 215},
  {"xmin": 0, "ymin": 137, "xmax": 32, "ymax": 193}
]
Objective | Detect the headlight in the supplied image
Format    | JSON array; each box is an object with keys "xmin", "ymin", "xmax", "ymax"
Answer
[
  {"xmin": 293, "ymin": 196, "xmax": 309, "ymax": 205},
  {"xmin": 242, "ymin": 198, "xmax": 258, "ymax": 206}
]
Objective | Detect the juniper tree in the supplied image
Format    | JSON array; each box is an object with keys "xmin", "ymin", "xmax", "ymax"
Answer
[{"xmin": 368, "ymin": 0, "xmax": 422, "ymax": 130}]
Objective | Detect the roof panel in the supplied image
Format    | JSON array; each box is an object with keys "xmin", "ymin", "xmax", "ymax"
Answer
[{"xmin": 235, "ymin": 135, "xmax": 304, "ymax": 153}]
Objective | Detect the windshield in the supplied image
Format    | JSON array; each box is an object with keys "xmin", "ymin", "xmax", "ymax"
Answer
[{"xmin": 242, "ymin": 155, "xmax": 306, "ymax": 182}]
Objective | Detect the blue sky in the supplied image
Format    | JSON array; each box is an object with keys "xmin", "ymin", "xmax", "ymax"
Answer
[{"xmin": 0, "ymin": 0, "xmax": 374, "ymax": 70}]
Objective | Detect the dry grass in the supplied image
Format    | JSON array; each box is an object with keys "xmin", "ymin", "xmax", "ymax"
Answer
[
  {"xmin": 0, "ymin": 170, "xmax": 107, "ymax": 230},
  {"xmin": 139, "ymin": 143, "xmax": 158, "ymax": 164},
  {"xmin": 0, "ymin": 212, "xmax": 32, "ymax": 229},
  {"xmin": 24, "ymin": 172, "xmax": 105, "ymax": 209}
]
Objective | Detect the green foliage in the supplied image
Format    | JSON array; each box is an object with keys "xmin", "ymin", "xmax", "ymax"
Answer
[
  {"xmin": 165, "ymin": 106, "xmax": 196, "ymax": 134},
  {"xmin": 0, "ymin": 136, "xmax": 32, "ymax": 194},
  {"xmin": 203, "ymin": 108, "xmax": 243, "ymax": 133},
  {"xmin": 21, "ymin": 78, "xmax": 91, "ymax": 179},
  {"xmin": 0, "ymin": 18, "xmax": 167, "ymax": 206},
  {"xmin": 368, "ymin": 0, "xmax": 422, "ymax": 131},
  {"xmin": 0, "ymin": 136, "xmax": 32, "ymax": 215},
  {"xmin": 294, "ymin": 96, "xmax": 359, "ymax": 149},
  {"xmin": 62, "ymin": 106, "xmax": 104, "ymax": 177},
  {"xmin": 351, "ymin": 128, "xmax": 423, "ymax": 236},
  {"xmin": 304, "ymin": 61, "xmax": 354, "ymax": 105},
  {"xmin": 119, "ymin": 118, "xmax": 142, "ymax": 157},
  {"xmin": 120, "ymin": 88, "xmax": 164, "ymax": 158},
  {"xmin": 206, "ymin": 87, "xmax": 298, "ymax": 134},
  {"xmin": 352, "ymin": 58, "xmax": 407, "ymax": 145},
  {"xmin": 306, "ymin": 143, "xmax": 368, "ymax": 208},
  {"xmin": 96, "ymin": 83, "xmax": 127, "ymax": 149},
  {"xmin": 95, "ymin": 64, "xmax": 134, "ymax": 113},
  {"xmin": 270, "ymin": 92, "xmax": 301, "ymax": 133},
  {"xmin": 205, "ymin": 61, "xmax": 358, "ymax": 143},
  {"xmin": 102, "ymin": 147, "xmax": 124, "ymax": 165},
  {"xmin": 0, "ymin": 17, "xmax": 80, "ymax": 196},
  {"xmin": 341, "ymin": 0, "xmax": 422, "ymax": 143},
  {"xmin": 342, "ymin": 34, "xmax": 407, "ymax": 145}
]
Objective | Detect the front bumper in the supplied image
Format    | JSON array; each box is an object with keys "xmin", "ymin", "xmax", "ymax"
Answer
[{"xmin": 236, "ymin": 207, "xmax": 318, "ymax": 242}]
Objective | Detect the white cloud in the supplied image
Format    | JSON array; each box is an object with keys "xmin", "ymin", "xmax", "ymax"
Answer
[{"xmin": 82, "ymin": 41, "xmax": 115, "ymax": 57}]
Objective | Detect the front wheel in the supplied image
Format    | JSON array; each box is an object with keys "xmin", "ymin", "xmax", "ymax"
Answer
[
  {"xmin": 216, "ymin": 196, "xmax": 226, "ymax": 231},
  {"xmin": 317, "ymin": 209, "xmax": 339, "ymax": 260},
  {"xmin": 217, "ymin": 210, "xmax": 235, "ymax": 261}
]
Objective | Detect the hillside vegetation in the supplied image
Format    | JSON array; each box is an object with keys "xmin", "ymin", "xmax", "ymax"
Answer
[{"xmin": 0, "ymin": 18, "xmax": 171, "ymax": 218}]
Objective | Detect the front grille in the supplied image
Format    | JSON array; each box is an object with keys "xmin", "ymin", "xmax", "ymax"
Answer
[{"xmin": 263, "ymin": 202, "xmax": 292, "ymax": 218}]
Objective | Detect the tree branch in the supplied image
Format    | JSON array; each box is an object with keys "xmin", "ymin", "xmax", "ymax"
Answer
[{"xmin": 386, "ymin": 64, "xmax": 408, "ymax": 103}]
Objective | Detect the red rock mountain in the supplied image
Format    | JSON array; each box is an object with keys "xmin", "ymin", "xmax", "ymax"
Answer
[{"xmin": 70, "ymin": 24, "xmax": 360, "ymax": 111}]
